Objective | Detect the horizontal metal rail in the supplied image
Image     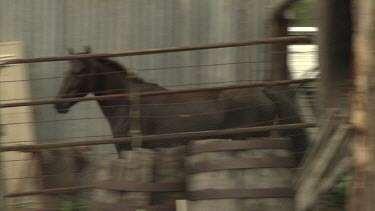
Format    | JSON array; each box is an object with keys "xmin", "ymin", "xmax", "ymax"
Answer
[
  {"xmin": 3, "ymin": 36, "xmax": 311, "ymax": 65},
  {"xmin": 188, "ymin": 188, "xmax": 295, "ymax": 200},
  {"xmin": 0, "ymin": 123, "xmax": 316, "ymax": 152},
  {"xmin": 0, "ymin": 78, "xmax": 316, "ymax": 108},
  {"xmin": 4, "ymin": 185, "xmax": 93, "ymax": 197},
  {"xmin": 4, "ymin": 181, "xmax": 184, "ymax": 197}
]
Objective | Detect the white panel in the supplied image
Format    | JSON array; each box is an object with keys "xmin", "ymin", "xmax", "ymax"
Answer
[{"xmin": 0, "ymin": 42, "xmax": 42, "ymax": 210}]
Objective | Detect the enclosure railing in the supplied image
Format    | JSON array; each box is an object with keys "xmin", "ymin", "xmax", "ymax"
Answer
[
  {"xmin": 0, "ymin": 123, "xmax": 315, "ymax": 152},
  {"xmin": 0, "ymin": 78, "xmax": 316, "ymax": 109},
  {"xmin": 0, "ymin": 36, "xmax": 314, "ymax": 110},
  {"xmin": 0, "ymin": 35, "xmax": 315, "ymax": 149},
  {"xmin": 0, "ymin": 35, "xmax": 316, "ymax": 202}
]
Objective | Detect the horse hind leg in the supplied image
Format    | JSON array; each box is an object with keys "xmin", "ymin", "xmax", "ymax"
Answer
[
  {"xmin": 263, "ymin": 88, "xmax": 309, "ymax": 164},
  {"xmin": 115, "ymin": 142, "xmax": 132, "ymax": 159}
]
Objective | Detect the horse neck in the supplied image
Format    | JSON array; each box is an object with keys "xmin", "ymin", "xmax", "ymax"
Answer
[
  {"xmin": 93, "ymin": 69, "xmax": 165, "ymax": 129},
  {"xmin": 92, "ymin": 67, "xmax": 129, "ymax": 123},
  {"xmin": 93, "ymin": 68, "xmax": 165, "ymax": 97},
  {"xmin": 128, "ymin": 77, "xmax": 166, "ymax": 92}
]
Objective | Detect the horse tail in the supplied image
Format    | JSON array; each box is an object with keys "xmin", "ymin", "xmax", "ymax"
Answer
[{"xmin": 263, "ymin": 88, "xmax": 309, "ymax": 164}]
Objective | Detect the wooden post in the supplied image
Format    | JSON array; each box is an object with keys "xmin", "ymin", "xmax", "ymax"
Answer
[
  {"xmin": 315, "ymin": 0, "xmax": 354, "ymax": 210},
  {"xmin": 271, "ymin": 0, "xmax": 299, "ymax": 81},
  {"xmin": 270, "ymin": 0, "xmax": 299, "ymax": 107},
  {"xmin": 271, "ymin": 4, "xmax": 290, "ymax": 81},
  {"xmin": 348, "ymin": 0, "xmax": 375, "ymax": 210},
  {"xmin": 318, "ymin": 0, "xmax": 353, "ymax": 112}
]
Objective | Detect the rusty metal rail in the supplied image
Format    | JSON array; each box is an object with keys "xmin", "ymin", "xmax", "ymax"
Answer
[
  {"xmin": 4, "ymin": 181, "xmax": 185, "ymax": 197},
  {"xmin": 3, "ymin": 36, "xmax": 311, "ymax": 65},
  {"xmin": 188, "ymin": 188, "xmax": 295, "ymax": 200},
  {"xmin": 1, "ymin": 124, "xmax": 314, "ymax": 198},
  {"xmin": 0, "ymin": 78, "xmax": 316, "ymax": 109},
  {"xmin": 3, "ymin": 185, "xmax": 93, "ymax": 197},
  {"xmin": 0, "ymin": 123, "xmax": 315, "ymax": 152}
]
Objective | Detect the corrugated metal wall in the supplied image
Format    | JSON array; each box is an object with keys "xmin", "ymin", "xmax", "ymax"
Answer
[{"xmin": 0, "ymin": 0, "xmax": 284, "ymax": 146}]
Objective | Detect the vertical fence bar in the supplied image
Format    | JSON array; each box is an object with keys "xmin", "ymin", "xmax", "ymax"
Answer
[
  {"xmin": 128, "ymin": 74, "xmax": 143, "ymax": 149},
  {"xmin": 0, "ymin": 62, "xmax": 7, "ymax": 211}
]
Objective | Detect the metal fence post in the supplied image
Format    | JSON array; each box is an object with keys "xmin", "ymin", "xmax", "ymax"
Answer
[
  {"xmin": 0, "ymin": 57, "xmax": 10, "ymax": 211},
  {"xmin": 0, "ymin": 54, "xmax": 17, "ymax": 210}
]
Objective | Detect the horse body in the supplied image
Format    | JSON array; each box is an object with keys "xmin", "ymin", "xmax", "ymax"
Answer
[
  {"xmin": 141, "ymin": 89, "xmax": 274, "ymax": 132},
  {"xmin": 55, "ymin": 51, "xmax": 308, "ymax": 163},
  {"xmin": 96, "ymin": 81, "xmax": 276, "ymax": 150}
]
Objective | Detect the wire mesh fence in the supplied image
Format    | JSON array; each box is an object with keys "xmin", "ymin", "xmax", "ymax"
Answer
[
  {"xmin": 0, "ymin": 46, "xmax": 317, "ymax": 211},
  {"xmin": 0, "ymin": 1, "xmax": 321, "ymax": 211}
]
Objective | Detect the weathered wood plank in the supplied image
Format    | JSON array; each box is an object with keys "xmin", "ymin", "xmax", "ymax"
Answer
[
  {"xmin": 186, "ymin": 139, "xmax": 241, "ymax": 210},
  {"xmin": 95, "ymin": 148, "xmax": 155, "ymax": 209},
  {"xmin": 295, "ymin": 123, "xmax": 352, "ymax": 211},
  {"xmin": 236, "ymin": 138, "xmax": 294, "ymax": 210},
  {"xmin": 296, "ymin": 109, "xmax": 340, "ymax": 187},
  {"xmin": 120, "ymin": 149, "xmax": 155, "ymax": 206},
  {"xmin": 187, "ymin": 138, "xmax": 296, "ymax": 210},
  {"xmin": 152, "ymin": 146, "xmax": 186, "ymax": 204}
]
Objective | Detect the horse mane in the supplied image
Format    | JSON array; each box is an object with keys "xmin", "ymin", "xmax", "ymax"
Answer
[
  {"xmin": 95, "ymin": 58, "xmax": 160, "ymax": 87},
  {"xmin": 96, "ymin": 58, "xmax": 125, "ymax": 72}
]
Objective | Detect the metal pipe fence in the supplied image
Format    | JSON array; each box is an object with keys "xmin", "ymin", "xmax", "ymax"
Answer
[
  {"xmin": 0, "ymin": 35, "xmax": 318, "ymax": 211},
  {"xmin": 3, "ymin": 36, "xmax": 311, "ymax": 65}
]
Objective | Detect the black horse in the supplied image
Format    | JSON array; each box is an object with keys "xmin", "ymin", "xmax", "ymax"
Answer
[{"xmin": 55, "ymin": 48, "xmax": 308, "ymax": 163}]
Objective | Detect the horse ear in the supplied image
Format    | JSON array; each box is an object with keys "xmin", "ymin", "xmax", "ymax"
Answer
[
  {"xmin": 67, "ymin": 48, "xmax": 75, "ymax": 55},
  {"xmin": 84, "ymin": 46, "xmax": 91, "ymax": 54}
]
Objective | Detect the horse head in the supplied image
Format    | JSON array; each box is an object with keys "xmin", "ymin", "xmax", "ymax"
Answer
[
  {"xmin": 55, "ymin": 47, "xmax": 98, "ymax": 113},
  {"xmin": 55, "ymin": 47, "xmax": 130, "ymax": 114}
]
